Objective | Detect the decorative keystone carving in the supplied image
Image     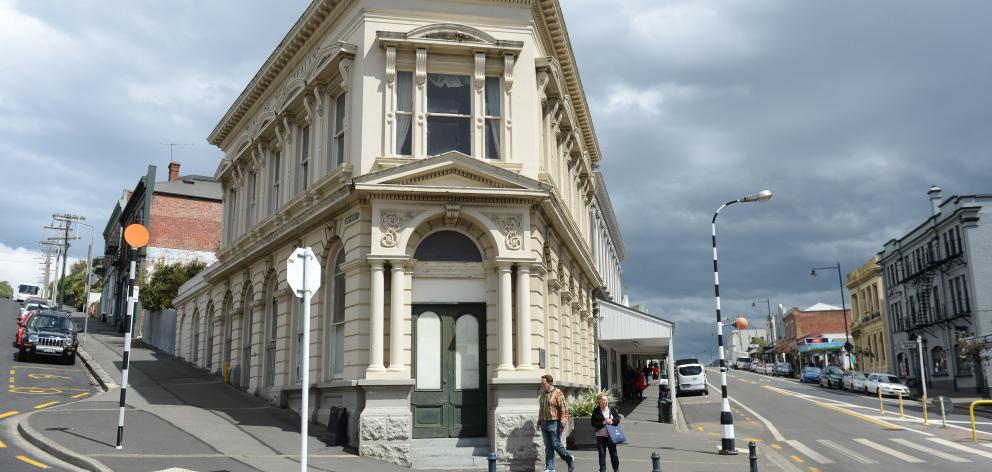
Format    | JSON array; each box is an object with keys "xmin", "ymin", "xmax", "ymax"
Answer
[
  {"xmin": 380, "ymin": 210, "xmax": 422, "ymax": 248},
  {"xmin": 445, "ymin": 204, "xmax": 460, "ymax": 226},
  {"xmin": 486, "ymin": 213, "xmax": 522, "ymax": 250}
]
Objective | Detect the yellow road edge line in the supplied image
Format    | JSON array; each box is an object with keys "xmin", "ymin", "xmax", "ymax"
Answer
[
  {"xmin": 815, "ymin": 402, "xmax": 904, "ymax": 430},
  {"xmin": 0, "ymin": 410, "xmax": 19, "ymax": 419},
  {"xmin": 746, "ymin": 437, "xmax": 764, "ymax": 443},
  {"xmin": 762, "ymin": 385, "xmax": 800, "ymax": 397},
  {"xmin": 696, "ymin": 426, "xmax": 705, "ymax": 432},
  {"xmin": 0, "ymin": 438, "xmax": 6, "ymax": 448},
  {"xmin": 33, "ymin": 401, "xmax": 60, "ymax": 410},
  {"xmin": 8, "ymin": 369, "xmax": 14, "ymax": 375},
  {"xmin": 16, "ymin": 454, "xmax": 50, "ymax": 468},
  {"xmin": 790, "ymin": 455, "xmax": 805, "ymax": 463},
  {"xmin": 770, "ymin": 443, "xmax": 782, "ymax": 449},
  {"xmin": 11, "ymin": 366, "xmax": 76, "ymax": 371},
  {"xmin": 809, "ymin": 467, "xmax": 822, "ymax": 472},
  {"xmin": 70, "ymin": 392, "xmax": 90, "ymax": 399}
]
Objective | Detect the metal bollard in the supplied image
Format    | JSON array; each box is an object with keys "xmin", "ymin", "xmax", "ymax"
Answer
[
  {"xmin": 487, "ymin": 452, "xmax": 497, "ymax": 472},
  {"xmin": 878, "ymin": 386, "xmax": 884, "ymax": 414},
  {"xmin": 939, "ymin": 396, "xmax": 947, "ymax": 428},
  {"xmin": 749, "ymin": 441, "xmax": 758, "ymax": 472},
  {"xmin": 651, "ymin": 451, "xmax": 662, "ymax": 472},
  {"xmin": 898, "ymin": 390, "xmax": 905, "ymax": 418}
]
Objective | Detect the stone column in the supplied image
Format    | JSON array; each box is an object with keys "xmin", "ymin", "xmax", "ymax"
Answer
[
  {"xmin": 368, "ymin": 260, "xmax": 386, "ymax": 373},
  {"xmin": 515, "ymin": 263, "xmax": 532, "ymax": 370},
  {"xmin": 388, "ymin": 260, "xmax": 405, "ymax": 372},
  {"xmin": 498, "ymin": 263, "xmax": 514, "ymax": 371}
]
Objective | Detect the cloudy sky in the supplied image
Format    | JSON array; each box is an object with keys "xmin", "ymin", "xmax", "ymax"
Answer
[{"xmin": 2, "ymin": 0, "xmax": 990, "ymax": 360}]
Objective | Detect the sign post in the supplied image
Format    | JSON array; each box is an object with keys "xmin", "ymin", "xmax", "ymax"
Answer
[
  {"xmin": 286, "ymin": 247, "xmax": 321, "ymax": 472},
  {"xmin": 917, "ymin": 338, "xmax": 928, "ymax": 425},
  {"xmin": 117, "ymin": 223, "xmax": 148, "ymax": 449}
]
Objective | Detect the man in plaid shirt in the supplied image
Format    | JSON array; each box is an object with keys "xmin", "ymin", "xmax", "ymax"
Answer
[{"xmin": 537, "ymin": 374, "xmax": 574, "ymax": 472}]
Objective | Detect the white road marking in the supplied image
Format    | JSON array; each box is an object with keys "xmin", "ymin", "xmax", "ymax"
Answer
[
  {"xmin": 784, "ymin": 440, "xmax": 834, "ymax": 464},
  {"xmin": 853, "ymin": 438, "xmax": 925, "ymax": 463},
  {"xmin": 816, "ymin": 439, "xmax": 877, "ymax": 464},
  {"xmin": 890, "ymin": 438, "xmax": 970, "ymax": 462},
  {"xmin": 706, "ymin": 380, "xmax": 785, "ymax": 441},
  {"xmin": 925, "ymin": 438, "xmax": 992, "ymax": 459}
]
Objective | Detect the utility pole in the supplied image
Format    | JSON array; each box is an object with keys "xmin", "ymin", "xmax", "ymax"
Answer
[
  {"xmin": 38, "ymin": 241, "xmax": 59, "ymax": 304},
  {"xmin": 52, "ymin": 213, "xmax": 85, "ymax": 310}
]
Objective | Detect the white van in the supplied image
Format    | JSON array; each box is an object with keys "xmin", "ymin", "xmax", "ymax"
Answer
[
  {"xmin": 676, "ymin": 363, "xmax": 708, "ymax": 395},
  {"xmin": 14, "ymin": 283, "xmax": 42, "ymax": 303}
]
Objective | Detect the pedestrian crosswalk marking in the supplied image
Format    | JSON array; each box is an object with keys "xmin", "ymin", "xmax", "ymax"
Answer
[
  {"xmin": 925, "ymin": 438, "xmax": 992, "ymax": 459},
  {"xmin": 981, "ymin": 443, "xmax": 992, "ymax": 450},
  {"xmin": 785, "ymin": 440, "xmax": 834, "ymax": 464},
  {"xmin": 853, "ymin": 438, "xmax": 925, "ymax": 463},
  {"xmin": 816, "ymin": 439, "xmax": 877, "ymax": 464},
  {"xmin": 890, "ymin": 438, "xmax": 969, "ymax": 462}
]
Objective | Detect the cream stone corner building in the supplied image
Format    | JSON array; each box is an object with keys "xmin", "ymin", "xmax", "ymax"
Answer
[{"xmin": 172, "ymin": 1, "xmax": 623, "ymax": 469}]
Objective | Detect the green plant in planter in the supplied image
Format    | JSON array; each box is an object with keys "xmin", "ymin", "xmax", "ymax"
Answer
[{"xmin": 569, "ymin": 389, "xmax": 618, "ymax": 418}]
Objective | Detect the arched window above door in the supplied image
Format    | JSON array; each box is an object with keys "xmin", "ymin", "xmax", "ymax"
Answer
[{"xmin": 414, "ymin": 230, "xmax": 481, "ymax": 262}]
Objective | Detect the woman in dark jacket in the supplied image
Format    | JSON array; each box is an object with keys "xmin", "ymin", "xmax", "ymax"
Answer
[{"xmin": 591, "ymin": 392, "xmax": 621, "ymax": 472}]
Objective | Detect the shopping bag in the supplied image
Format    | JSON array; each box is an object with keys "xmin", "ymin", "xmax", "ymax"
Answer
[{"xmin": 606, "ymin": 424, "xmax": 626, "ymax": 445}]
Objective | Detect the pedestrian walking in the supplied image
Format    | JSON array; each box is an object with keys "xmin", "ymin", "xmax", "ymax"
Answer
[
  {"xmin": 591, "ymin": 392, "xmax": 621, "ymax": 472},
  {"xmin": 537, "ymin": 374, "xmax": 574, "ymax": 472},
  {"xmin": 634, "ymin": 370, "xmax": 647, "ymax": 400}
]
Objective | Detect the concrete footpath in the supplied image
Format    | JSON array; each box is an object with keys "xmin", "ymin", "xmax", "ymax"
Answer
[{"xmin": 18, "ymin": 314, "xmax": 793, "ymax": 471}]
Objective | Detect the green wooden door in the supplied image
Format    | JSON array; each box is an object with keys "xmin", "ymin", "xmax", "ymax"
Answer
[{"xmin": 412, "ymin": 304, "xmax": 486, "ymax": 438}]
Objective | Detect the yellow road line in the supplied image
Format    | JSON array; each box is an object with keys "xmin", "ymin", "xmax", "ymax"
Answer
[
  {"xmin": 0, "ymin": 410, "xmax": 19, "ymax": 419},
  {"xmin": 8, "ymin": 369, "xmax": 14, "ymax": 375},
  {"xmin": 809, "ymin": 467, "xmax": 822, "ymax": 472},
  {"xmin": 707, "ymin": 432, "xmax": 719, "ymax": 437},
  {"xmin": 70, "ymin": 392, "xmax": 90, "ymax": 399},
  {"xmin": 771, "ymin": 443, "xmax": 782, "ymax": 449},
  {"xmin": 747, "ymin": 437, "xmax": 764, "ymax": 443},
  {"xmin": 696, "ymin": 426, "xmax": 705, "ymax": 432},
  {"xmin": 790, "ymin": 455, "xmax": 805, "ymax": 463},
  {"xmin": 0, "ymin": 438, "xmax": 6, "ymax": 448},
  {"xmin": 815, "ymin": 402, "xmax": 904, "ymax": 430},
  {"xmin": 763, "ymin": 385, "xmax": 801, "ymax": 397},
  {"xmin": 11, "ymin": 366, "xmax": 75, "ymax": 372},
  {"xmin": 16, "ymin": 455, "xmax": 49, "ymax": 468},
  {"xmin": 34, "ymin": 401, "xmax": 60, "ymax": 410}
]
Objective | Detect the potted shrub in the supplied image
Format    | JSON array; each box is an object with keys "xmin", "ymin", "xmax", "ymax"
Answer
[{"xmin": 566, "ymin": 389, "xmax": 618, "ymax": 450}]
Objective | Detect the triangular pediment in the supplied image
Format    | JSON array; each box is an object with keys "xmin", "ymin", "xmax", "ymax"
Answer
[{"xmin": 356, "ymin": 152, "xmax": 547, "ymax": 193}]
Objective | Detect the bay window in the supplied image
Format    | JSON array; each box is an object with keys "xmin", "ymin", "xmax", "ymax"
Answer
[
  {"xmin": 426, "ymin": 73, "xmax": 471, "ymax": 156},
  {"xmin": 395, "ymin": 72, "xmax": 413, "ymax": 156}
]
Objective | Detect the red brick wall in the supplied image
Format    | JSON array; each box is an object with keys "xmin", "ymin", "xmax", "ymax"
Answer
[
  {"xmin": 148, "ymin": 193, "xmax": 222, "ymax": 253},
  {"xmin": 792, "ymin": 309, "xmax": 851, "ymax": 340}
]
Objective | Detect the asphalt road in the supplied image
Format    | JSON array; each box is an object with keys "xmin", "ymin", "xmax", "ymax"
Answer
[
  {"xmin": 1, "ymin": 298, "xmax": 99, "ymax": 471},
  {"xmin": 679, "ymin": 366, "xmax": 992, "ymax": 472}
]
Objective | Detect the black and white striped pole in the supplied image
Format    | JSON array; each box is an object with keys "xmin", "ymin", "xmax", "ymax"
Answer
[
  {"xmin": 116, "ymin": 223, "xmax": 149, "ymax": 449},
  {"xmin": 711, "ymin": 190, "xmax": 772, "ymax": 455}
]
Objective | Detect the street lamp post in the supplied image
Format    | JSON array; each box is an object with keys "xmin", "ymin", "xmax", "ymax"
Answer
[
  {"xmin": 76, "ymin": 222, "xmax": 96, "ymax": 344},
  {"xmin": 753, "ymin": 299, "xmax": 773, "ymax": 361},
  {"xmin": 711, "ymin": 189, "xmax": 772, "ymax": 455},
  {"xmin": 810, "ymin": 263, "xmax": 853, "ymax": 368}
]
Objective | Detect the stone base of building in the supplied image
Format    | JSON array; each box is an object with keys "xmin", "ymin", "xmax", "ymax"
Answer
[
  {"xmin": 359, "ymin": 379, "xmax": 415, "ymax": 467},
  {"xmin": 491, "ymin": 378, "xmax": 542, "ymax": 471}
]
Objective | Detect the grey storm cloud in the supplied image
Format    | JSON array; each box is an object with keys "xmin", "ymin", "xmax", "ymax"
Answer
[{"xmin": 2, "ymin": 1, "xmax": 991, "ymax": 360}]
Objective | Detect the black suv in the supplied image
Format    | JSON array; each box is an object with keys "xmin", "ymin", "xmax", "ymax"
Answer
[{"xmin": 17, "ymin": 311, "xmax": 78, "ymax": 364}]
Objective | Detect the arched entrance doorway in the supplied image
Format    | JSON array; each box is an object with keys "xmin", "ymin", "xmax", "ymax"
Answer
[{"xmin": 410, "ymin": 230, "xmax": 487, "ymax": 438}]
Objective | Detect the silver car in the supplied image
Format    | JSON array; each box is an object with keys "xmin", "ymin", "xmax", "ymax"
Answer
[
  {"xmin": 865, "ymin": 373, "xmax": 910, "ymax": 397},
  {"xmin": 842, "ymin": 371, "xmax": 867, "ymax": 392}
]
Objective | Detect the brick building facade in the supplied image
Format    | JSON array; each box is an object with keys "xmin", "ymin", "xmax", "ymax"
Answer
[{"xmin": 783, "ymin": 303, "xmax": 852, "ymax": 368}]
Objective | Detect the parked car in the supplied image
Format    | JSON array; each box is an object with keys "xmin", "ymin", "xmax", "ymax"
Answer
[
  {"xmin": 13, "ymin": 312, "xmax": 38, "ymax": 348},
  {"xmin": 675, "ymin": 357, "xmax": 701, "ymax": 367},
  {"xmin": 17, "ymin": 302, "xmax": 50, "ymax": 325},
  {"xmin": 760, "ymin": 362, "xmax": 774, "ymax": 375},
  {"xmin": 774, "ymin": 362, "xmax": 794, "ymax": 377},
  {"xmin": 800, "ymin": 366, "xmax": 821, "ymax": 383},
  {"xmin": 819, "ymin": 366, "xmax": 845, "ymax": 389},
  {"xmin": 842, "ymin": 371, "xmax": 867, "ymax": 392},
  {"xmin": 676, "ymin": 363, "xmax": 708, "ymax": 396},
  {"xmin": 865, "ymin": 373, "xmax": 910, "ymax": 397},
  {"xmin": 751, "ymin": 361, "xmax": 764, "ymax": 373},
  {"xmin": 16, "ymin": 311, "xmax": 78, "ymax": 364}
]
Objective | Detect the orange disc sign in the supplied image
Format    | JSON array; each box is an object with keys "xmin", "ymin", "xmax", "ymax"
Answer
[{"xmin": 123, "ymin": 224, "xmax": 149, "ymax": 248}]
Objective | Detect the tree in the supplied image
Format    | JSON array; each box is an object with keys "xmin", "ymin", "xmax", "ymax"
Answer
[
  {"xmin": 752, "ymin": 337, "xmax": 769, "ymax": 358},
  {"xmin": 54, "ymin": 258, "xmax": 105, "ymax": 311},
  {"xmin": 139, "ymin": 260, "xmax": 207, "ymax": 311},
  {"xmin": 0, "ymin": 281, "xmax": 12, "ymax": 299}
]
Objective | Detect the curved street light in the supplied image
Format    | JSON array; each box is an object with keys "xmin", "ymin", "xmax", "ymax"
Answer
[
  {"xmin": 711, "ymin": 189, "xmax": 772, "ymax": 455},
  {"xmin": 810, "ymin": 263, "xmax": 854, "ymax": 368}
]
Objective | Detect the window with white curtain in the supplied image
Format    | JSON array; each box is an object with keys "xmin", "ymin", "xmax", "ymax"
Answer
[
  {"xmin": 246, "ymin": 171, "xmax": 257, "ymax": 228},
  {"xmin": 484, "ymin": 76, "xmax": 501, "ymax": 159},
  {"xmin": 270, "ymin": 152, "xmax": 281, "ymax": 215},
  {"xmin": 332, "ymin": 93, "xmax": 347, "ymax": 167},
  {"xmin": 297, "ymin": 125, "xmax": 310, "ymax": 193},
  {"xmin": 396, "ymin": 72, "xmax": 413, "ymax": 155},
  {"xmin": 427, "ymin": 73, "xmax": 471, "ymax": 156},
  {"xmin": 327, "ymin": 250, "xmax": 346, "ymax": 378}
]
